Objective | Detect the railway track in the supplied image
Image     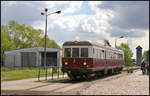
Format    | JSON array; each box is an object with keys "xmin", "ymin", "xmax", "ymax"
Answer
[{"xmin": 2, "ymin": 68, "xmax": 140, "ymax": 95}]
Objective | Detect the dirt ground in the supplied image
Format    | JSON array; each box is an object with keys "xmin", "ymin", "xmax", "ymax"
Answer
[
  {"xmin": 1, "ymin": 69, "xmax": 149, "ymax": 95},
  {"xmin": 72, "ymin": 70, "xmax": 149, "ymax": 95}
]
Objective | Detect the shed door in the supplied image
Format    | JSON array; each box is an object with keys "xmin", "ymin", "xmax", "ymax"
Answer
[
  {"xmin": 41, "ymin": 52, "xmax": 57, "ymax": 66},
  {"xmin": 21, "ymin": 52, "xmax": 36, "ymax": 67}
]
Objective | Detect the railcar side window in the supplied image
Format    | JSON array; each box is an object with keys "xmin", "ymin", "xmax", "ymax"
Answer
[
  {"xmin": 118, "ymin": 54, "xmax": 123, "ymax": 59},
  {"xmin": 72, "ymin": 48, "xmax": 79, "ymax": 57},
  {"xmin": 64, "ymin": 48, "xmax": 71, "ymax": 57},
  {"xmin": 106, "ymin": 51, "xmax": 108, "ymax": 59},
  {"xmin": 81, "ymin": 48, "xmax": 88, "ymax": 57},
  {"xmin": 99, "ymin": 50, "xmax": 101, "ymax": 59},
  {"xmin": 93, "ymin": 48, "xmax": 95, "ymax": 53},
  {"xmin": 120, "ymin": 54, "xmax": 123, "ymax": 59},
  {"xmin": 101, "ymin": 50, "xmax": 104, "ymax": 59}
]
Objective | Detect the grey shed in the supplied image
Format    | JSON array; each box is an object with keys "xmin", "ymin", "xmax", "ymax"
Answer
[{"xmin": 4, "ymin": 47, "xmax": 62, "ymax": 67}]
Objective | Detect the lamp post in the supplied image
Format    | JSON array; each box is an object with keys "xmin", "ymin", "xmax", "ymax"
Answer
[
  {"xmin": 41, "ymin": 8, "xmax": 61, "ymax": 80},
  {"xmin": 115, "ymin": 36, "xmax": 126, "ymax": 48}
]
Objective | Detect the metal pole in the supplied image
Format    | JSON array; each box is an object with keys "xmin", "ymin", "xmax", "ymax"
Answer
[
  {"xmin": 115, "ymin": 38, "xmax": 117, "ymax": 48},
  {"xmin": 63, "ymin": 72, "xmax": 64, "ymax": 78},
  {"xmin": 57, "ymin": 67, "xmax": 59, "ymax": 79},
  {"xmin": 38, "ymin": 65, "xmax": 41, "ymax": 81},
  {"xmin": 44, "ymin": 10, "xmax": 48, "ymax": 80},
  {"xmin": 41, "ymin": 9, "xmax": 61, "ymax": 81},
  {"xmin": 52, "ymin": 67, "xmax": 53, "ymax": 80}
]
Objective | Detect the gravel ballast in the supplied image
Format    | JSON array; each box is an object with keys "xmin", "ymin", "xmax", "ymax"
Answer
[{"xmin": 77, "ymin": 70, "xmax": 149, "ymax": 95}]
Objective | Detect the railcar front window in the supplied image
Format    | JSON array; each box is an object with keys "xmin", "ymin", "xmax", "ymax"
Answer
[
  {"xmin": 72, "ymin": 48, "xmax": 79, "ymax": 57},
  {"xmin": 81, "ymin": 48, "xmax": 88, "ymax": 57},
  {"xmin": 64, "ymin": 48, "xmax": 71, "ymax": 57}
]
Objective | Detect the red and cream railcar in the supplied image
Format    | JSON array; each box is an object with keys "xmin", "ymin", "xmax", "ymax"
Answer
[{"xmin": 61, "ymin": 41, "xmax": 124, "ymax": 80}]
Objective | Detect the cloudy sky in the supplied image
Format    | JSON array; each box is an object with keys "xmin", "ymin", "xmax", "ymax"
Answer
[{"xmin": 1, "ymin": 1, "xmax": 149, "ymax": 59}]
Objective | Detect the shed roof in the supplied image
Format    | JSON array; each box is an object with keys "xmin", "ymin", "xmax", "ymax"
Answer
[{"xmin": 5, "ymin": 47, "xmax": 61, "ymax": 54}]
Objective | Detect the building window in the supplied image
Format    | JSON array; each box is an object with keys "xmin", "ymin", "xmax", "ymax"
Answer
[
  {"xmin": 81, "ymin": 48, "xmax": 88, "ymax": 57},
  {"xmin": 72, "ymin": 48, "xmax": 79, "ymax": 57},
  {"xmin": 64, "ymin": 48, "xmax": 71, "ymax": 57}
]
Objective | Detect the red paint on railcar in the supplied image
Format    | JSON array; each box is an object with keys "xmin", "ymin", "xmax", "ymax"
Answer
[
  {"xmin": 92, "ymin": 59, "xmax": 123, "ymax": 68},
  {"xmin": 62, "ymin": 57, "xmax": 124, "ymax": 69},
  {"xmin": 62, "ymin": 58, "xmax": 93, "ymax": 68},
  {"xmin": 93, "ymin": 58, "xmax": 106, "ymax": 67}
]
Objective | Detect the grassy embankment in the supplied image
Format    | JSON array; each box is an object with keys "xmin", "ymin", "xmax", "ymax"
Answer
[
  {"xmin": 1, "ymin": 67, "xmax": 65, "ymax": 81},
  {"xmin": 1, "ymin": 64, "xmax": 142, "ymax": 81}
]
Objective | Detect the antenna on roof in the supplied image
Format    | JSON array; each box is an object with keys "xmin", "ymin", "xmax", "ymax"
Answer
[{"xmin": 104, "ymin": 39, "xmax": 111, "ymax": 47}]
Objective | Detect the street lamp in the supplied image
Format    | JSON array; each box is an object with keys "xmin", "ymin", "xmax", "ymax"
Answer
[
  {"xmin": 115, "ymin": 36, "xmax": 127, "ymax": 48},
  {"xmin": 41, "ymin": 8, "xmax": 61, "ymax": 80}
]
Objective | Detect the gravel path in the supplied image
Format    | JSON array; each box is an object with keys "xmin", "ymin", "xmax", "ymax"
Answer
[
  {"xmin": 77, "ymin": 70, "xmax": 149, "ymax": 95},
  {"xmin": 1, "ymin": 69, "xmax": 149, "ymax": 95}
]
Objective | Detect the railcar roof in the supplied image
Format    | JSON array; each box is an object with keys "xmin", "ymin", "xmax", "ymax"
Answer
[
  {"xmin": 63, "ymin": 41, "xmax": 123, "ymax": 54},
  {"xmin": 63, "ymin": 41, "xmax": 92, "ymax": 46}
]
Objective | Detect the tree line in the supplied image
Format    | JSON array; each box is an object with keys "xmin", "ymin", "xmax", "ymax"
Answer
[
  {"xmin": 106, "ymin": 40, "xmax": 149, "ymax": 66},
  {"xmin": 1, "ymin": 20, "xmax": 149, "ymax": 67},
  {"xmin": 1, "ymin": 20, "xmax": 60, "ymax": 65}
]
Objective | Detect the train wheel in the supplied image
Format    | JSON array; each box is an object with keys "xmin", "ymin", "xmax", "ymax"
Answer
[
  {"xmin": 84, "ymin": 73, "xmax": 92, "ymax": 81},
  {"xmin": 114, "ymin": 68, "xmax": 119, "ymax": 74},
  {"xmin": 67, "ymin": 72, "xmax": 77, "ymax": 80},
  {"xmin": 108, "ymin": 69, "xmax": 113, "ymax": 75},
  {"xmin": 86, "ymin": 75, "xmax": 92, "ymax": 81},
  {"xmin": 95, "ymin": 71, "xmax": 101, "ymax": 78},
  {"xmin": 112, "ymin": 68, "xmax": 115, "ymax": 74},
  {"xmin": 115, "ymin": 68, "xmax": 121, "ymax": 74}
]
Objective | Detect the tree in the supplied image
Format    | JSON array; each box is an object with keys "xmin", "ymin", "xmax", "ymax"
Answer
[
  {"xmin": 37, "ymin": 36, "xmax": 60, "ymax": 48},
  {"xmin": 6, "ymin": 20, "xmax": 45, "ymax": 49},
  {"xmin": 2, "ymin": 20, "xmax": 60, "ymax": 49},
  {"xmin": 1, "ymin": 20, "xmax": 60, "ymax": 65},
  {"xmin": 116, "ymin": 43, "xmax": 133, "ymax": 66},
  {"xmin": 142, "ymin": 50, "xmax": 149, "ymax": 62},
  {"xmin": 1, "ymin": 25, "xmax": 16, "ymax": 66}
]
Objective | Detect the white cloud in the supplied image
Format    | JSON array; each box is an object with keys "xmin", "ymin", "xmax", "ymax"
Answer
[
  {"xmin": 44, "ymin": 1, "xmax": 82, "ymax": 14},
  {"xmin": 75, "ymin": 36, "xmax": 80, "ymax": 41},
  {"xmin": 89, "ymin": 1, "xmax": 102, "ymax": 12}
]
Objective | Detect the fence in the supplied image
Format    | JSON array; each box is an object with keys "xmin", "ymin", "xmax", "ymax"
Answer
[
  {"xmin": 37, "ymin": 66, "xmax": 66, "ymax": 81},
  {"xmin": 1, "ymin": 66, "xmax": 67, "ymax": 81}
]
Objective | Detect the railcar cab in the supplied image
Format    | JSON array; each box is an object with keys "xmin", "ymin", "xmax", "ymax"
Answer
[{"xmin": 62, "ymin": 41, "xmax": 93, "ymax": 69}]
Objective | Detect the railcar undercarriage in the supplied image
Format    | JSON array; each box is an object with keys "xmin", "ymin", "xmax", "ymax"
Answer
[{"xmin": 62, "ymin": 67, "xmax": 123, "ymax": 80}]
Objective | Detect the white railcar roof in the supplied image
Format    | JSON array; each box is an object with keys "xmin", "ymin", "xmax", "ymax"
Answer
[{"xmin": 63, "ymin": 40, "xmax": 123, "ymax": 54}]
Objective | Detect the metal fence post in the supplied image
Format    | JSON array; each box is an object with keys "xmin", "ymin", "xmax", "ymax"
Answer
[
  {"xmin": 63, "ymin": 72, "xmax": 64, "ymax": 78},
  {"xmin": 52, "ymin": 66, "xmax": 53, "ymax": 80},
  {"xmin": 38, "ymin": 66, "xmax": 41, "ymax": 81},
  {"xmin": 57, "ymin": 67, "xmax": 59, "ymax": 79}
]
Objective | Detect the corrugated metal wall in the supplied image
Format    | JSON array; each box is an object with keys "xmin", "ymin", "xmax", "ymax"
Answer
[
  {"xmin": 21, "ymin": 52, "xmax": 36, "ymax": 67},
  {"xmin": 41, "ymin": 52, "xmax": 57, "ymax": 66}
]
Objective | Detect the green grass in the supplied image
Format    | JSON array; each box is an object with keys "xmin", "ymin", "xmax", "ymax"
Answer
[
  {"xmin": 123, "ymin": 64, "xmax": 140, "ymax": 68},
  {"xmin": 144, "ymin": 73, "xmax": 149, "ymax": 75},
  {"xmin": 1, "ymin": 67, "xmax": 65, "ymax": 81}
]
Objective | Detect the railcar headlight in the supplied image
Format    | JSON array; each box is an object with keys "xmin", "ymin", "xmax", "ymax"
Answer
[
  {"xmin": 83, "ymin": 62, "xmax": 87, "ymax": 65},
  {"xmin": 65, "ymin": 62, "xmax": 68, "ymax": 65}
]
